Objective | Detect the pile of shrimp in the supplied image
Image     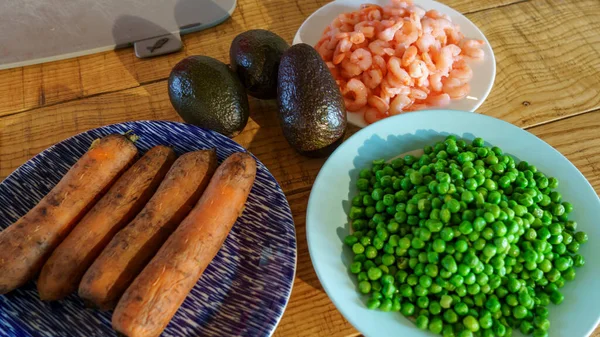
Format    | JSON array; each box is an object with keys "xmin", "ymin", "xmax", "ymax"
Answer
[{"xmin": 315, "ymin": 0, "xmax": 485, "ymax": 124}]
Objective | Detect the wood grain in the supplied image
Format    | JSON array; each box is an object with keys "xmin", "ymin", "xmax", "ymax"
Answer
[
  {"xmin": 0, "ymin": 82, "xmax": 329, "ymax": 195},
  {"xmin": 0, "ymin": 0, "xmax": 599, "ymax": 336},
  {"xmin": 2, "ymin": 0, "xmax": 599, "ymax": 191},
  {"xmin": 273, "ymin": 191, "xmax": 358, "ymax": 337},
  {"xmin": 527, "ymin": 111, "xmax": 600, "ymax": 195},
  {"xmin": 469, "ymin": 0, "xmax": 600, "ymax": 127},
  {"xmin": 0, "ymin": 0, "xmax": 525, "ymax": 116}
]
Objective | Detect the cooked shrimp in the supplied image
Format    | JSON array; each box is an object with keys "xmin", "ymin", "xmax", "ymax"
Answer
[
  {"xmin": 405, "ymin": 103, "xmax": 429, "ymax": 111},
  {"xmin": 367, "ymin": 95, "xmax": 390, "ymax": 113},
  {"xmin": 369, "ymin": 42, "xmax": 394, "ymax": 56},
  {"xmin": 421, "ymin": 52, "xmax": 436, "ymax": 72},
  {"xmin": 338, "ymin": 37, "xmax": 353, "ymax": 52},
  {"xmin": 362, "ymin": 68, "xmax": 383, "ymax": 89},
  {"xmin": 383, "ymin": 6, "xmax": 408, "ymax": 17},
  {"xmin": 316, "ymin": 0, "xmax": 485, "ymax": 120},
  {"xmin": 391, "ymin": 0, "xmax": 413, "ymax": 8},
  {"xmin": 349, "ymin": 32, "xmax": 366, "ymax": 44},
  {"xmin": 361, "ymin": 6, "xmax": 383, "ymax": 21},
  {"xmin": 355, "ymin": 24, "xmax": 375, "ymax": 38},
  {"xmin": 401, "ymin": 45, "xmax": 418, "ymax": 67},
  {"xmin": 408, "ymin": 60, "xmax": 428, "ymax": 79},
  {"xmin": 425, "ymin": 9, "xmax": 442, "ymax": 19},
  {"xmin": 416, "ymin": 34, "xmax": 436, "ymax": 53},
  {"xmin": 365, "ymin": 107, "xmax": 386, "ymax": 124},
  {"xmin": 334, "ymin": 32, "xmax": 350, "ymax": 40},
  {"xmin": 317, "ymin": 43, "xmax": 334, "ymax": 60},
  {"xmin": 343, "ymin": 78, "xmax": 368, "ymax": 111},
  {"xmin": 333, "ymin": 51, "xmax": 346, "ymax": 65},
  {"xmin": 326, "ymin": 33, "xmax": 341, "ymax": 50},
  {"xmin": 408, "ymin": 5, "xmax": 426, "ymax": 18},
  {"xmin": 417, "ymin": 76, "xmax": 429, "ymax": 89},
  {"xmin": 395, "ymin": 19, "xmax": 419, "ymax": 46},
  {"xmin": 461, "ymin": 39, "xmax": 485, "ymax": 60},
  {"xmin": 372, "ymin": 55, "xmax": 388, "ymax": 76},
  {"xmin": 447, "ymin": 28, "xmax": 464, "ymax": 45},
  {"xmin": 389, "ymin": 94, "xmax": 413, "ymax": 115},
  {"xmin": 425, "ymin": 93, "xmax": 451, "ymax": 106},
  {"xmin": 409, "ymin": 88, "xmax": 428, "ymax": 100},
  {"xmin": 341, "ymin": 59, "xmax": 362, "ymax": 78},
  {"xmin": 378, "ymin": 21, "xmax": 404, "ymax": 41},
  {"xmin": 429, "ymin": 72, "xmax": 444, "ymax": 92},
  {"xmin": 338, "ymin": 13, "xmax": 358, "ymax": 25},
  {"xmin": 387, "ymin": 56, "xmax": 412, "ymax": 85},
  {"xmin": 449, "ymin": 59, "xmax": 473, "ymax": 83},
  {"xmin": 442, "ymin": 77, "xmax": 470, "ymax": 99},
  {"xmin": 326, "ymin": 62, "xmax": 341, "ymax": 79},
  {"xmin": 382, "ymin": 78, "xmax": 410, "ymax": 97},
  {"xmin": 352, "ymin": 40, "xmax": 370, "ymax": 51},
  {"xmin": 436, "ymin": 44, "xmax": 461, "ymax": 74},
  {"xmin": 350, "ymin": 48, "xmax": 373, "ymax": 71}
]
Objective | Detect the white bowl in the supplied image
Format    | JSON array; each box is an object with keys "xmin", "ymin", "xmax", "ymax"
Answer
[
  {"xmin": 293, "ymin": 0, "xmax": 497, "ymax": 128},
  {"xmin": 306, "ymin": 110, "xmax": 600, "ymax": 337}
]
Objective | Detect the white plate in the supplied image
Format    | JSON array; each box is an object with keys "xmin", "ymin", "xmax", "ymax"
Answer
[
  {"xmin": 306, "ymin": 110, "xmax": 600, "ymax": 337},
  {"xmin": 293, "ymin": 0, "xmax": 497, "ymax": 128}
]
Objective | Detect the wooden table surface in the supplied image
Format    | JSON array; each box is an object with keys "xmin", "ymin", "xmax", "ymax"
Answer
[{"xmin": 1, "ymin": 0, "xmax": 599, "ymax": 336}]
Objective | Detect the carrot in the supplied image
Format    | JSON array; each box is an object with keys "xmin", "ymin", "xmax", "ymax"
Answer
[
  {"xmin": 37, "ymin": 145, "xmax": 176, "ymax": 301},
  {"xmin": 78, "ymin": 149, "xmax": 217, "ymax": 310},
  {"xmin": 112, "ymin": 152, "xmax": 256, "ymax": 337},
  {"xmin": 0, "ymin": 134, "xmax": 138, "ymax": 295}
]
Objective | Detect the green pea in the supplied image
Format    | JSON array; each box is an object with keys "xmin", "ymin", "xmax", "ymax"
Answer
[
  {"xmin": 367, "ymin": 267, "xmax": 383, "ymax": 280},
  {"xmin": 548, "ymin": 177, "xmax": 559, "ymax": 189},
  {"xmin": 344, "ymin": 234, "xmax": 358, "ymax": 247},
  {"xmin": 455, "ymin": 302, "xmax": 469, "ymax": 316},
  {"xmin": 415, "ymin": 314, "xmax": 429, "ymax": 330},
  {"xmin": 440, "ymin": 227, "xmax": 455, "ymax": 242},
  {"xmin": 444, "ymin": 309, "xmax": 459, "ymax": 323},
  {"xmin": 575, "ymin": 231, "xmax": 589, "ymax": 244},
  {"xmin": 358, "ymin": 280, "xmax": 372, "ymax": 294},
  {"xmin": 459, "ymin": 221, "xmax": 474, "ymax": 235},
  {"xmin": 447, "ymin": 199, "xmax": 461, "ymax": 213},
  {"xmin": 463, "ymin": 315, "xmax": 480, "ymax": 332},
  {"xmin": 574, "ymin": 254, "xmax": 585, "ymax": 267},
  {"xmin": 429, "ymin": 316, "xmax": 444, "ymax": 333},
  {"xmin": 350, "ymin": 261, "xmax": 363, "ymax": 274},
  {"xmin": 567, "ymin": 241, "xmax": 580, "ymax": 253},
  {"xmin": 455, "ymin": 239, "xmax": 469, "ymax": 253},
  {"xmin": 382, "ymin": 254, "xmax": 395, "ymax": 266},
  {"xmin": 352, "ymin": 243, "xmax": 365, "ymax": 254},
  {"xmin": 563, "ymin": 267, "xmax": 576, "ymax": 281},
  {"xmin": 402, "ymin": 302, "xmax": 415, "ymax": 316},
  {"xmin": 366, "ymin": 298, "xmax": 381, "ymax": 309}
]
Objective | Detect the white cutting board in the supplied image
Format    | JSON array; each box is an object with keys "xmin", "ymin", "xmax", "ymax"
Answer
[{"xmin": 0, "ymin": 0, "xmax": 236, "ymax": 70}]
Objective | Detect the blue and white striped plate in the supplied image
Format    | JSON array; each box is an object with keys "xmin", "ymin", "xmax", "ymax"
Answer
[{"xmin": 0, "ymin": 121, "xmax": 297, "ymax": 337}]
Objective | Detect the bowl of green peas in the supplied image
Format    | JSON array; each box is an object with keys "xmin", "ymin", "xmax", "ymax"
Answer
[{"xmin": 306, "ymin": 110, "xmax": 599, "ymax": 337}]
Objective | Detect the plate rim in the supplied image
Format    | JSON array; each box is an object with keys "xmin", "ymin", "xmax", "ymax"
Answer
[
  {"xmin": 293, "ymin": 0, "xmax": 497, "ymax": 128},
  {"xmin": 0, "ymin": 119, "xmax": 297, "ymax": 337},
  {"xmin": 306, "ymin": 109, "xmax": 600, "ymax": 337}
]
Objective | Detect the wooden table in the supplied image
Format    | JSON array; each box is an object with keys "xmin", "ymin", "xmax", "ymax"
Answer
[{"xmin": 0, "ymin": 0, "xmax": 599, "ymax": 336}]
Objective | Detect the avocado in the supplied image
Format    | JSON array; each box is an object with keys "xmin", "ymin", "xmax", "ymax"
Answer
[
  {"xmin": 168, "ymin": 56, "xmax": 249, "ymax": 138},
  {"xmin": 230, "ymin": 29, "xmax": 289, "ymax": 99},
  {"xmin": 277, "ymin": 43, "xmax": 347, "ymax": 157}
]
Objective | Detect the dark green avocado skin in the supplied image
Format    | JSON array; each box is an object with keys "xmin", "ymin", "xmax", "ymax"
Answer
[
  {"xmin": 168, "ymin": 56, "xmax": 250, "ymax": 138},
  {"xmin": 277, "ymin": 43, "xmax": 347, "ymax": 157},
  {"xmin": 230, "ymin": 29, "xmax": 289, "ymax": 100}
]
